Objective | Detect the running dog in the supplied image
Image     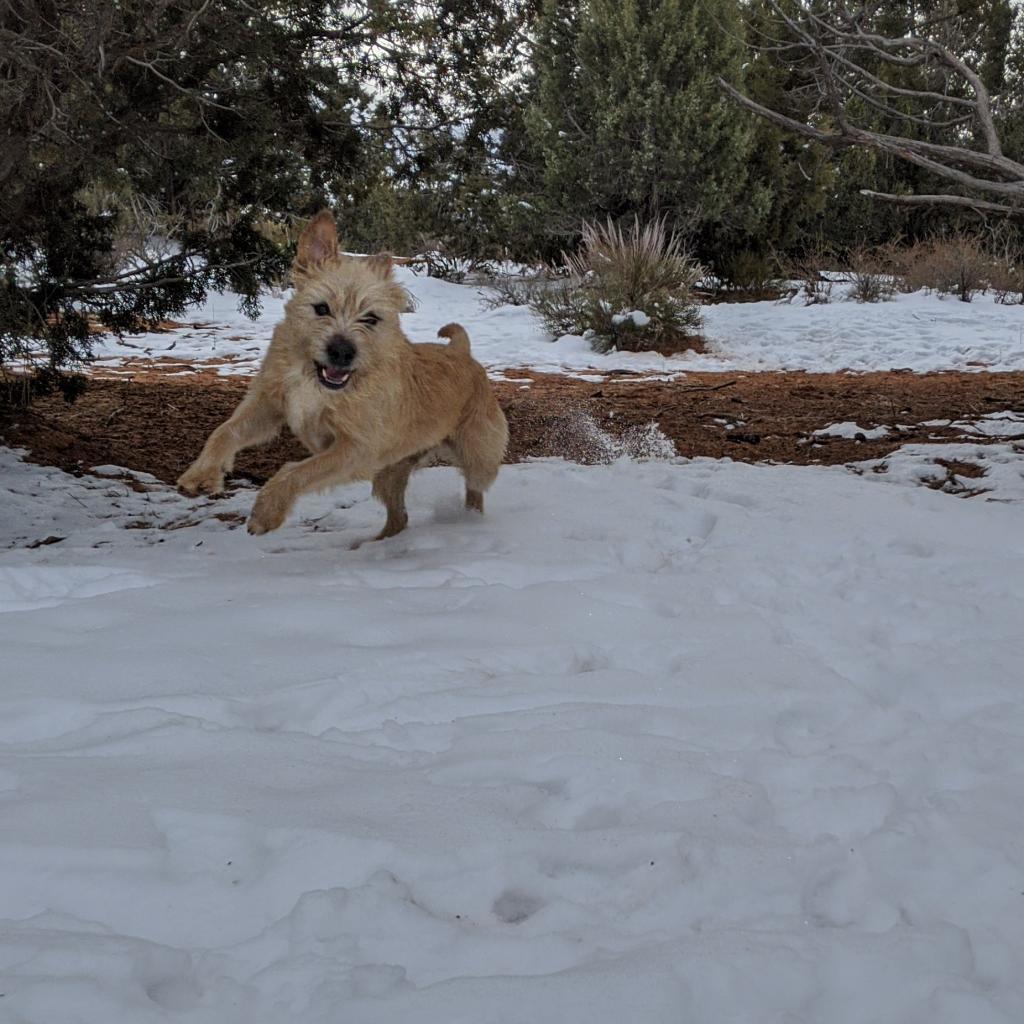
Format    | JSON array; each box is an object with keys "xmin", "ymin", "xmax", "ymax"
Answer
[{"xmin": 177, "ymin": 210, "xmax": 508, "ymax": 543}]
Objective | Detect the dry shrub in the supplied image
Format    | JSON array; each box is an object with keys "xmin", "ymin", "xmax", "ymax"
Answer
[
  {"xmin": 896, "ymin": 232, "xmax": 990, "ymax": 302},
  {"xmin": 479, "ymin": 269, "xmax": 554, "ymax": 310},
  {"xmin": 412, "ymin": 238, "xmax": 501, "ymax": 285},
  {"xmin": 845, "ymin": 244, "xmax": 899, "ymax": 302},
  {"xmin": 989, "ymin": 264, "xmax": 1024, "ymax": 304},
  {"xmin": 530, "ymin": 217, "xmax": 703, "ymax": 354},
  {"xmin": 986, "ymin": 234, "xmax": 1024, "ymax": 305},
  {"xmin": 76, "ymin": 182, "xmax": 186, "ymax": 270},
  {"xmin": 419, "ymin": 248, "xmax": 469, "ymax": 283},
  {"xmin": 253, "ymin": 215, "xmax": 303, "ymax": 250},
  {"xmin": 480, "ymin": 275, "xmax": 538, "ymax": 309},
  {"xmin": 784, "ymin": 242, "xmax": 836, "ymax": 305}
]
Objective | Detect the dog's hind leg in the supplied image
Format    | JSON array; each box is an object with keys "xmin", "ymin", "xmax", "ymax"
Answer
[
  {"xmin": 452, "ymin": 401, "xmax": 508, "ymax": 515},
  {"xmin": 369, "ymin": 458, "xmax": 417, "ymax": 541}
]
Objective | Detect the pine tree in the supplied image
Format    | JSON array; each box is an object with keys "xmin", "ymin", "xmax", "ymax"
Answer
[
  {"xmin": 0, "ymin": 0, "xmax": 532, "ymax": 393},
  {"xmin": 525, "ymin": 0, "xmax": 769, "ymax": 266},
  {"xmin": 737, "ymin": 1, "xmax": 836, "ymax": 257}
]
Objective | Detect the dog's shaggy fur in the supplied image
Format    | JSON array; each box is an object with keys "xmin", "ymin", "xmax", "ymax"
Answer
[{"xmin": 177, "ymin": 211, "xmax": 508, "ymax": 542}]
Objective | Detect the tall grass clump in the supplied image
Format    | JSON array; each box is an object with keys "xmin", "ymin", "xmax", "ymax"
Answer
[{"xmin": 530, "ymin": 218, "xmax": 704, "ymax": 353}]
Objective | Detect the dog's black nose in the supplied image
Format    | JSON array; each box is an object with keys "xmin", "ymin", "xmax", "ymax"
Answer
[{"xmin": 325, "ymin": 336, "xmax": 356, "ymax": 369}]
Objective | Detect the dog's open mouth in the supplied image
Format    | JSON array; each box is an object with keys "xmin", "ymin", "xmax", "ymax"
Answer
[{"xmin": 316, "ymin": 364, "xmax": 354, "ymax": 391}]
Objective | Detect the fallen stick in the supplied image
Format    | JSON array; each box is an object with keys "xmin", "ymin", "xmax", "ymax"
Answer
[{"xmin": 677, "ymin": 379, "xmax": 738, "ymax": 393}]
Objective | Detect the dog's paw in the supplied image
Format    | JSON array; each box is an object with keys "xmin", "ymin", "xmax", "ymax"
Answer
[
  {"xmin": 177, "ymin": 462, "xmax": 225, "ymax": 497},
  {"xmin": 247, "ymin": 486, "xmax": 290, "ymax": 536}
]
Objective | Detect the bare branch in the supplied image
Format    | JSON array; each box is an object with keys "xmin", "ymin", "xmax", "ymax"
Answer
[
  {"xmin": 122, "ymin": 56, "xmax": 235, "ymax": 111},
  {"xmin": 823, "ymin": 44, "xmax": 977, "ymax": 110},
  {"xmin": 835, "ymin": 23, "xmax": 1002, "ymax": 156},
  {"xmin": 719, "ymin": 77, "xmax": 837, "ymax": 145},
  {"xmin": 858, "ymin": 190, "xmax": 1021, "ymax": 216},
  {"xmin": 722, "ymin": 1, "xmax": 1024, "ymax": 216}
]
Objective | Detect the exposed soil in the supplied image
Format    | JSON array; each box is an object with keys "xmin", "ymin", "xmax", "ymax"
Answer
[{"xmin": 2, "ymin": 362, "xmax": 1023, "ymax": 487}]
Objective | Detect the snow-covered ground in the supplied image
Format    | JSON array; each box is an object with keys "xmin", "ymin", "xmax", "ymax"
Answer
[
  {"xmin": 91, "ymin": 270, "xmax": 1024, "ymax": 377},
  {"xmin": 3, "ymin": 444, "xmax": 1024, "ymax": 1022},
  {"xmin": 5, "ymin": 261, "xmax": 1024, "ymax": 1019}
]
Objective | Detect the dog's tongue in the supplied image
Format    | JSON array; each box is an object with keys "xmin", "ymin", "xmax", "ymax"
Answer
[{"xmin": 322, "ymin": 366, "xmax": 349, "ymax": 385}]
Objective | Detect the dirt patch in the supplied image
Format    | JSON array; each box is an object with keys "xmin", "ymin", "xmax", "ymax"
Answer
[
  {"xmin": 2, "ymin": 365, "xmax": 1024, "ymax": 486},
  {"xmin": 933, "ymin": 458, "xmax": 987, "ymax": 479},
  {"xmin": 924, "ymin": 457, "xmax": 991, "ymax": 497}
]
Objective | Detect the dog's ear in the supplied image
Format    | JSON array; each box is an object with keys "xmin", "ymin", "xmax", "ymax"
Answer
[
  {"xmin": 365, "ymin": 253, "xmax": 394, "ymax": 279},
  {"xmin": 294, "ymin": 211, "xmax": 339, "ymax": 274}
]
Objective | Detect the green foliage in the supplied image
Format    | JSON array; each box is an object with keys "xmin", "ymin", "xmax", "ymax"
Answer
[
  {"xmin": 529, "ymin": 218, "xmax": 703, "ymax": 353},
  {"xmin": 3, "ymin": 0, "xmax": 1023, "ymax": 393},
  {"xmin": 0, "ymin": 0, "xmax": 533, "ymax": 392},
  {"xmin": 524, "ymin": 0, "xmax": 768, "ymax": 266},
  {"xmin": 995, "ymin": 13, "xmax": 1024, "ymax": 166},
  {"xmin": 735, "ymin": 2, "xmax": 836, "ymax": 254},
  {"xmin": 712, "ymin": 249, "xmax": 783, "ymax": 296},
  {"xmin": 0, "ymin": 0, "xmax": 368, "ymax": 388}
]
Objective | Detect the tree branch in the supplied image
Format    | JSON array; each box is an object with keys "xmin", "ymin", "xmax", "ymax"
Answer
[
  {"xmin": 858, "ymin": 190, "xmax": 1021, "ymax": 216},
  {"xmin": 720, "ymin": 0, "xmax": 1024, "ymax": 215}
]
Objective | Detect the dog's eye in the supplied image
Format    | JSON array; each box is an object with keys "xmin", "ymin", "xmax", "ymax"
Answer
[
  {"xmin": 312, "ymin": 302, "xmax": 331, "ymax": 317},
  {"xmin": 358, "ymin": 312, "xmax": 380, "ymax": 327}
]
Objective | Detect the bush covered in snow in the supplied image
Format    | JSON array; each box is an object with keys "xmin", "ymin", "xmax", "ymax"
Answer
[{"xmin": 529, "ymin": 218, "xmax": 703, "ymax": 354}]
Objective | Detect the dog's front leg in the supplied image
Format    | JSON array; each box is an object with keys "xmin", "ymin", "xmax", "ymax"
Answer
[
  {"xmin": 247, "ymin": 442, "xmax": 371, "ymax": 535},
  {"xmin": 178, "ymin": 387, "xmax": 283, "ymax": 497}
]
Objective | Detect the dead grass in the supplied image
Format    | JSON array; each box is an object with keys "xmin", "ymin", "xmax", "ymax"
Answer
[{"xmin": 784, "ymin": 243, "xmax": 836, "ymax": 305}]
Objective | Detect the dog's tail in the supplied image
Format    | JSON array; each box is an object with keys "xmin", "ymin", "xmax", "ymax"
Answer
[{"xmin": 438, "ymin": 322, "xmax": 471, "ymax": 356}]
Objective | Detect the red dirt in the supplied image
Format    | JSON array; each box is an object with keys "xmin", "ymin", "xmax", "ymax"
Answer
[{"xmin": 2, "ymin": 363, "xmax": 1023, "ymax": 487}]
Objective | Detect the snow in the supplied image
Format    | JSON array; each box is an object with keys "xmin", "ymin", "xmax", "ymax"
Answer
[
  {"xmin": 856, "ymin": 441, "xmax": 1024, "ymax": 500},
  {"xmin": 3, "ymin": 444, "xmax": 1024, "ymax": 1022},
  {"xmin": 90, "ymin": 273, "xmax": 1024, "ymax": 378},
  {"xmin": 813, "ymin": 421, "xmax": 892, "ymax": 440},
  {"xmin": 695, "ymin": 287, "xmax": 1024, "ymax": 373},
  {"xmin": 6, "ymin": 252, "xmax": 1024, "ymax": 1018},
  {"xmin": 611, "ymin": 309, "xmax": 651, "ymax": 328},
  {"xmin": 944, "ymin": 412, "xmax": 1024, "ymax": 438}
]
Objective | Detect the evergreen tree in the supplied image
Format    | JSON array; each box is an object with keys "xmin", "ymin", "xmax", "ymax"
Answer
[
  {"xmin": 525, "ymin": 0, "xmax": 769, "ymax": 266},
  {"xmin": 738, "ymin": 0, "xmax": 835, "ymax": 257},
  {"xmin": 997, "ymin": 12, "xmax": 1024, "ymax": 165},
  {"xmin": 345, "ymin": 0, "xmax": 540, "ymax": 261},
  {"xmin": 0, "ymin": 0, "xmax": 532, "ymax": 391}
]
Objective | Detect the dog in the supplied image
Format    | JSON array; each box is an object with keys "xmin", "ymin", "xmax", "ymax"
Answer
[{"xmin": 177, "ymin": 210, "xmax": 508, "ymax": 543}]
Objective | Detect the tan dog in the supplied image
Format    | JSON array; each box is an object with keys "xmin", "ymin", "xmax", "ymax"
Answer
[{"xmin": 177, "ymin": 210, "xmax": 508, "ymax": 543}]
